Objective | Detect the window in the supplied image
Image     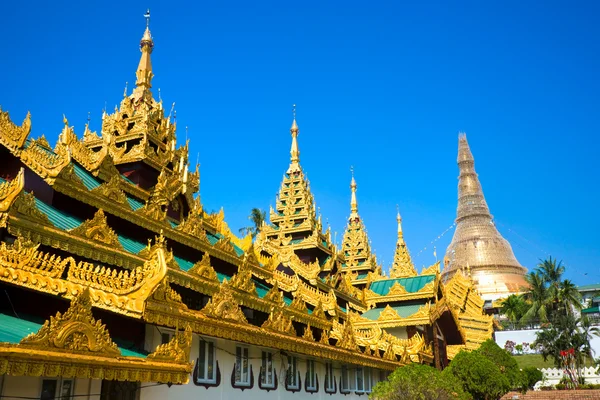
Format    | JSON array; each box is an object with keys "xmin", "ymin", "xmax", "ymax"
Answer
[
  {"xmin": 197, "ymin": 339, "xmax": 217, "ymax": 384},
  {"xmin": 260, "ymin": 351, "xmax": 275, "ymax": 389},
  {"xmin": 355, "ymin": 367, "xmax": 372, "ymax": 394},
  {"xmin": 234, "ymin": 346, "xmax": 251, "ymax": 387},
  {"xmin": 341, "ymin": 365, "xmax": 356, "ymax": 393},
  {"xmin": 160, "ymin": 332, "xmax": 172, "ymax": 344},
  {"xmin": 40, "ymin": 379, "xmax": 73, "ymax": 400},
  {"xmin": 306, "ymin": 359, "xmax": 317, "ymax": 392},
  {"xmin": 286, "ymin": 356, "xmax": 299, "ymax": 390},
  {"xmin": 324, "ymin": 362, "xmax": 335, "ymax": 393}
]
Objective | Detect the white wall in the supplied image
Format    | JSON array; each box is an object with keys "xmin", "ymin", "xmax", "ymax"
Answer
[
  {"xmin": 495, "ymin": 328, "xmax": 600, "ymax": 358},
  {"xmin": 0, "ymin": 375, "xmax": 101, "ymax": 400},
  {"xmin": 142, "ymin": 325, "xmax": 386, "ymax": 400}
]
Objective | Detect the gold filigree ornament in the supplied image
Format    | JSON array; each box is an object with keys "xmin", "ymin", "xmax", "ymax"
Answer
[
  {"xmin": 188, "ymin": 252, "xmax": 218, "ymax": 281},
  {"xmin": 0, "ymin": 108, "xmax": 31, "ymax": 153},
  {"xmin": 335, "ymin": 321, "xmax": 358, "ymax": 351},
  {"xmin": 201, "ymin": 280, "xmax": 248, "ymax": 324},
  {"xmin": 69, "ymin": 209, "xmax": 123, "ymax": 249},
  {"xmin": 91, "ymin": 175, "xmax": 130, "ymax": 208},
  {"xmin": 0, "ymin": 168, "xmax": 25, "ymax": 227},
  {"xmin": 147, "ymin": 325, "xmax": 193, "ymax": 364},
  {"xmin": 11, "ymin": 191, "xmax": 52, "ymax": 226},
  {"xmin": 302, "ymin": 324, "xmax": 315, "ymax": 341},
  {"xmin": 20, "ymin": 289, "xmax": 120, "ymax": 357},
  {"xmin": 263, "ymin": 281, "xmax": 285, "ymax": 306},
  {"xmin": 262, "ymin": 309, "xmax": 295, "ymax": 335}
]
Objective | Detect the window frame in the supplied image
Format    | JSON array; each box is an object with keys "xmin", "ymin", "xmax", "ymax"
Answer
[
  {"xmin": 196, "ymin": 339, "xmax": 218, "ymax": 385},
  {"xmin": 260, "ymin": 351, "xmax": 276, "ymax": 389},
  {"xmin": 40, "ymin": 378, "xmax": 74, "ymax": 400},
  {"xmin": 355, "ymin": 367, "xmax": 372, "ymax": 394},
  {"xmin": 305, "ymin": 359, "xmax": 318, "ymax": 392},
  {"xmin": 234, "ymin": 345, "xmax": 252, "ymax": 388},
  {"xmin": 286, "ymin": 355, "xmax": 300, "ymax": 391},
  {"xmin": 325, "ymin": 362, "xmax": 336, "ymax": 393}
]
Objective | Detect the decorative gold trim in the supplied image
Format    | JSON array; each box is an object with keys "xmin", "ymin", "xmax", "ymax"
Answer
[{"xmin": 69, "ymin": 209, "xmax": 123, "ymax": 249}]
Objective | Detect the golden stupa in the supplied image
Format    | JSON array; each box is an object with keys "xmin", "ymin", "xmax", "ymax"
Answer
[{"xmin": 442, "ymin": 134, "xmax": 528, "ymax": 301}]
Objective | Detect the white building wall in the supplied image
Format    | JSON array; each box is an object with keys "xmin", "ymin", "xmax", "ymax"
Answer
[
  {"xmin": 142, "ymin": 325, "xmax": 386, "ymax": 400},
  {"xmin": 0, "ymin": 375, "xmax": 101, "ymax": 400},
  {"xmin": 495, "ymin": 328, "xmax": 600, "ymax": 357}
]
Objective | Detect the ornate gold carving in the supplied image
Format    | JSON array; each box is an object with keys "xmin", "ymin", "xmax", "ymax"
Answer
[
  {"xmin": 312, "ymin": 300, "xmax": 327, "ymax": 319},
  {"xmin": 20, "ymin": 289, "xmax": 121, "ymax": 357},
  {"xmin": 262, "ymin": 310, "xmax": 295, "ymax": 335},
  {"xmin": 229, "ymin": 265, "xmax": 257, "ymax": 296},
  {"xmin": 69, "ymin": 209, "xmax": 123, "ymax": 249},
  {"xmin": 188, "ymin": 253, "xmax": 218, "ymax": 282},
  {"xmin": 263, "ymin": 281, "xmax": 284, "ymax": 306},
  {"xmin": 0, "ymin": 108, "xmax": 31, "ymax": 153},
  {"xmin": 11, "ymin": 192, "xmax": 51, "ymax": 225},
  {"xmin": 289, "ymin": 295, "xmax": 308, "ymax": 313},
  {"xmin": 214, "ymin": 237, "xmax": 239, "ymax": 258},
  {"xmin": 202, "ymin": 281, "xmax": 248, "ymax": 323},
  {"xmin": 0, "ymin": 168, "xmax": 25, "ymax": 227},
  {"xmin": 319, "ymin": 330, "xmax": 330, "ymax": 344},
  {"xmin": 91, "ymin": 176, "xmax": 130, "ymax": 208},
  {"xmin": 302, "ymin": 324, "xmax": 314, "ymax": 341},
  {"xmin": 150, "ymin": 279, "xmax": 185, "ymax": 307},
  {"xmin": 387, "ymin": 281, "xmax": 408, "ymax": 296},
  {"xmin": 335, "ymin": 321, "xmax": 358, "ymax": 351},
  {"xmin": 421, "ymin": 261, "xmax": 440, "ymax": 276},
  {"xmin": 0, "ymin": 236, "xmax": 70, "ymax": 278},
  {"xmin": 20, "ymin": 137, "xmax": 71, "ymax": 183},
  {"xmin": 147, "ymin": 325, "xmax": 193, "ymax": 364}
]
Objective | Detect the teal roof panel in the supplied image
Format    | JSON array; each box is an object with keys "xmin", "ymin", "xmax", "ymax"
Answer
[
  {"xmin": 35, "ymin": 198, "xmax": 82, "ymax": 230},
  {"xmin": 361, "ymin": 303, "xmax": 426, "ymax": 320},
  {"xmin": 73, "ymin": 163, "xmax": 102, "ymax": 190},
  {"xmin": 0, "ymin": 313, "xmax": 145, "ymax": 357},
  {"xmin": 369, "ymin": 275, "xmax": 435, "ymax": 296}
]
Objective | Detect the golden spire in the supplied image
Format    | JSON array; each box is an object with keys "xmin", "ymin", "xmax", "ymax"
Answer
[
  {"xmin": 350, "ymin": 166, "xmax": 358, "ymax": 216},
  {"xmin": 289, "ymin": 104, "xmax": 300, "ymax": 169},
  {"xmin": 389, "ymin": 207, "xmax": 417, "ymax": 279},
  {"xmin": 396, "ymin": 205, "xmax": 403, "ymax": 239},
  {"xmin": 135, "ymin": 9, "xmax": 154, "ymax": 91}
]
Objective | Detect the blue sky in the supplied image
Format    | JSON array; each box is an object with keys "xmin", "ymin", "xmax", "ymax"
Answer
[{"xmin": 2, "ymin": 1, "xmax": 599, "ymax": 285}]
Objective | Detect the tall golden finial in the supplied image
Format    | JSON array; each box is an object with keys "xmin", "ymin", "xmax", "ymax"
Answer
[
  {"xmin": 350, "ymin": 166, "xmax": 358, "ymax": 215},
  {"xmin": 289, "ymin": 104, "xmax": 300, "ymax": 168},
  {"xmin": 396, "ymin": 205, "xmax": 403, "ymax": 239},
  {"xmin": 135, "ymin": 9, "xmax": 154, "ymax": 90}
]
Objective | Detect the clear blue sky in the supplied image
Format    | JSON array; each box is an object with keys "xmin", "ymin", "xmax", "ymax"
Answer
[{"xmin": 2, "ymin": 1, "xmax": 599, "ymax": 285}]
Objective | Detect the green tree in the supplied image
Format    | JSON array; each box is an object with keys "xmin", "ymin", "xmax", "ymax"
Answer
[
  {"xmin": 521, "ymin": 271, "xmax": 550, "ymax": 323},
  {"xmin": 520, "ymin": 367, "xmax": 543, "ymax": 391},
  {"xmin": 371, "ymin": 363, "xmax": 470, "ymax": 400},
  {"xmin": 476, "ymin": 339, "xmax": 523, "ymax": 389},
  {"xmin": 238, "ymin": 208, "xmax": 266, "ymax": 238},
  {"xmin": 500, "ymin": 294, "xmax": 527, "ymax": 323},
  {"xmin": 443, "ymin": 350, "xmax": 510, "ymax": 400},
  {"xmin": 557, "ymin": 279, "xmax": 583, "ymax": 316}
]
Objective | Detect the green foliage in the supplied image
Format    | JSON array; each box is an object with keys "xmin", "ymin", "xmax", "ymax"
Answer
[
  {"xmin": 238, "ymin": 208, "xmax": 266, "ymax": 238},
  {"xmin": 500, "ymin": 294, "xmax": 528, "ymax": 322},
  {"xmin": 476, "ymin": 339, "xmax": 523, "ymax": 389},
  {"xmin": 370, "ymin": 363, "xmax": 470, "ymax": 400},
  {"xmin": 520, "ymin": 367, "xmax": 543, "ymax": 391},
  {"xmin": 443, "ymin": 350, "xmax": 510, "ymax": 400}
]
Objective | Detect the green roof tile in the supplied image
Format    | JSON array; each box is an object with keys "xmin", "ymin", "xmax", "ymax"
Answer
[
  {"xmin": 361, "ymin": 303, "xmax": 426, "ymax": 320},
  {"xmin": 582, "ymin": 306, "xmax": 599, "ymax": 314},
  {"xmin": 0, "ymin": 313, "xmax": 146, "ymax": 358},
  {"xmin": 118, "ymin": 235, "xmax": 146, "ymax": 254},
  {"xmin": 126, "ymin": 196, "xmax": 144, "ymax": 211},
  {"xmin": 369, "ymin": 275, "xmax": 435, "ymax": 296},
  {"xmin": 73, "ymin": 163, "xmax": 102, "ymax": 190},
  {"xmin": 35, "ymin": 198, "xmax": 82, "ymax": 230}
]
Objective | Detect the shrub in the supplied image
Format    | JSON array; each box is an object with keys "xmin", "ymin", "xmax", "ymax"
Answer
[
  {"xmin": 443, "ymin": 350, "xmax": 510, "ymax": 400},
  {"xmin": 371, "ymin": 363, "xmax": 470, "ymax": 400},
  {"xmin": 520, "ymin": 367, "xmax": 543, "ymax": 391},
  {"xmin": 476, "ymin": 339, "xmax": 523, "ymax": 389}
]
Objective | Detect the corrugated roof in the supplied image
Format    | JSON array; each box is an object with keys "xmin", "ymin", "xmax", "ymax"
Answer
[
  {"xmin": 126, "ymin": 196, "xmax": 144, "ymax": 211},
  {"xmin": 578, "ymin": 283, "xmax": 600, "ymax": 291},
  {"xmin": 73, "ymin": 163, "xmax": 102, "ymax": 190},
  {"xmin": 117, "ymin": 235, "xmax": 146, "ymax": 254},
  {"xmin": 0, "ymin": 313, "xmax": 146, "ymax": 358},
  {"xmin": 369, "ymin": 275, "xmax": 435, "ymax": 296},
  {"xmin": 35, "ymin": 198, "xmax": 82, "ymax": 230},
  {"xmin": 361, "ymin": 303, "xmax": 426, "ymax": 320},
  {"xmin": 582, "ymin": 306, "xmax": 599, "ymax": 314}
]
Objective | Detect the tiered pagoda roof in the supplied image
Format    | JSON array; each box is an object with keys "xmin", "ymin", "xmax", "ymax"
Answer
[
  {"xmin": 339, "ymin": 172, "xmax": 382, "ymax": 288},
  {"xmin": 0, "ymin": 13, "xmax": 496, "ymax": 386}
]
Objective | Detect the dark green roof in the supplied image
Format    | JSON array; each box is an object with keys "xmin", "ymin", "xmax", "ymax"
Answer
[
  {"xmin": 582, "ymin": 306, "xmax": 599, "ymax": 314},
  {"xmin": 578, "ymin": 283, "xmax": 600, "ymax": 292},
  {"xmin": 35, "ymin": 198, "xmax": 82, "ymax": 230},
  {"xmin": 73, "ymin": 163, "xmax": 102, "ymax": 190},
  {"xmin": 361, "ymin": 303, "xmax": 426, "ymax": 320},
  {"xmin": 369, "ymin": 275, "xmax": 435, "ymax": 296},
  {"xmin": 0, "ymin": 313, "xmax": 146, "ymax": 358}
]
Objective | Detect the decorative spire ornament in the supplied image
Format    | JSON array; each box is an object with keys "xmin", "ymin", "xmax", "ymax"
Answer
[{"xmin": 389, "ymin": 206, "xmax": 417, "ymax": 279}]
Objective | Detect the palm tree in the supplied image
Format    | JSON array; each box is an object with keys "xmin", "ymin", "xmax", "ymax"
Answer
[
  {"xmin": 501, "ymin": 294, "xmax": 527, "ymax": 324},
  {"xmin": 558, "ymin": 279, "xmax": 583, "ymax": 317},
  {"xmin": 238, "ymin": 208, "xmax": 266, "ymax": 238},
  {"xmin": 537, "ymin": 256, "xmax": 565, "ymax": 301},
  {"xmin": 521, "ymin": 271, "xmax": 550, "ymax": 323},
  {"xmin": 579, "ymin": 316, "xmax": 600, "ymax": 359}
]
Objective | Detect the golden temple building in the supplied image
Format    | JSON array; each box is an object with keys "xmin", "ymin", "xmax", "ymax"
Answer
[
  {"xmin": 0, "ymin": 14, "xmax": 492, "ymax": 400},
  {"xmin": 442, "ymin": 134, "xmax": 529, "ymax": 301}
]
